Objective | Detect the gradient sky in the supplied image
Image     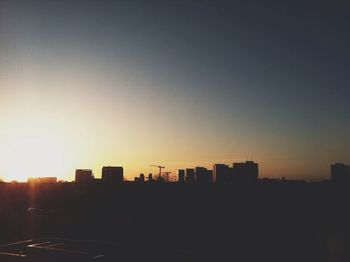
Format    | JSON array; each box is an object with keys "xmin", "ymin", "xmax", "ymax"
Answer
[{"xmin": 0, "ymin": 0, "xmax": 349, "ymax": 181}]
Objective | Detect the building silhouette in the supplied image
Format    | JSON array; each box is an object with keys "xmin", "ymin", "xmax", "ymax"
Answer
[
  {"xmin": 207, "ymin": 169, "xmax": 213, "ymax": 183},
  {"xmin": 185, "ymin": 168, "xmax": 195, "ymax": 183},
  {"xmin": 195, "ymin": 167, "xmax": 206, "ymax": 183},
  {"xmin": 75, "ymin": 169, "xmax": 94, "ymax": 183},
  {"xmin": 135, "ymin": 173, "xmax": 145, "ymax": 183},
  {"xmin": 213, "ymin": 164, "xmax": 229, "ymax": 183},
  {"xmin": 331, "ymin": 163, "xmax": 350, "ymax": 183},
  {"xmin": 140, "ymin": 173, "xmax": 145, "ymax": 182},
  {"xmin": 232, "ymin": 161, "xmax": 259, "ymax": 183},
  {"xmin": 212, "ymin": 161, "xmax": 259, "ymax": 184},
  {"xmin": 101, "ymin": 166, "xmax": 124, "ymax": 183},
  {"xmin": 177, "ymin": 169, "xmax": 185, "ymax": 183},
  {"xmin": 194, "ymin": 167, "xmax": 213, "ymax": 183}
]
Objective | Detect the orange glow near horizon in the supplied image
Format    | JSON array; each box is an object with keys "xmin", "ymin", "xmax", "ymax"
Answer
[
  {"xmin": 0, "ymin": 55, "xmax": 341, "ymax": 182},
  {"xmin": 0, "ymin": 133, "xmax": 71, "ymax": 182}
]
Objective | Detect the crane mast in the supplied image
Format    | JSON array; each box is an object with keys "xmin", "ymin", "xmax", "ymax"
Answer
[{"xmin": 150, "ymin": 165, "xmax": 165, "ymax": 181}]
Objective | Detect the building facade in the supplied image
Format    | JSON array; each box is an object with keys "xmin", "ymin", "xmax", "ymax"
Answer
[
  {"xmin": 232, "ymin": 161, "xmax": 259, "ymax": 183},
  {"xmin": 185, "ymin": 168, "xmax": 195, "ymax": 183},
  {"xmin": 331, "ymin": 163, "xmax": 350, "ymax": 182},
  {"xmin": 213, "ymin": 164, "xmax": 229, "ymax": 183},
  {"xmin": 102, "ymin": 166, "xmax": 124, "ymax": 183},
  {"xmin": 177, "ymin": 169, "xmax": 185, "ymax": 183},
  {"xmin": 75, "ymin": 169, "xmax": 94, "ymax": 183}
]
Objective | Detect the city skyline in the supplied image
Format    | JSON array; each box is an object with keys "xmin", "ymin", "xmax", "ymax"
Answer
[
  {"xmin": 1, "ymin": 0, "xmax": 349, "ymax": 182},
  {"xmin": 2, "ymin": 160, "xmax": 349, "ymax": 183}
]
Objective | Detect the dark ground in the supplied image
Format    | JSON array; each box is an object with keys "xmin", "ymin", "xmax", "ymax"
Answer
[{"xmin": 0, "ymin": 181, "xmax": 349, "ymax": 261}]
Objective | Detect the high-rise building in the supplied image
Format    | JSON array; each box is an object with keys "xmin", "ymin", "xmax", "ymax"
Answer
[
  {"xmin": 195, "ymin": 167, "xmax": 212, "ymax": 183},
  {"xmin": 177, "ymin": 169, "xmax": 185, "ymax": 183},
  {"xmin": 213, "ymin": 164, "xmax": 229, "ymax": 183},
  {"xmin": 102, "ymin": 166, "xmax": 124, "ymax": 183},
  {"xmin": 75, "ymin": 169, "xmax": 94, "ymax": 183},
  {"xmin": 207, "ymin": 170, "xmax": 213, "ymax": 182},
  {"xmin": 195, "ymin": 167, "xmax": 207, "ymax": 183},
  {"xmin": 232, "ymin": 161, "xmax": 259, "ymax": 183},
  {"xmin": 331, "ymin": 163, "xmax": 350, "ymax": 182},
  {"xmin": 185, "ymin": 168, "xmax": 195, "ymax": 183}
]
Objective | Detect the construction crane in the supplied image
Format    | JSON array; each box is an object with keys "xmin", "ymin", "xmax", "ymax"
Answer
[{"xmin": 150, "ymin": 165, "xmax": 165, "ymax": 180}]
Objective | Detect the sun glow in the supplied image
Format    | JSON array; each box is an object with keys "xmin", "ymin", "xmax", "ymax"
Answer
[{"xmin": 0, "ymin": 128, "xmax": 72, "ymax": 182}]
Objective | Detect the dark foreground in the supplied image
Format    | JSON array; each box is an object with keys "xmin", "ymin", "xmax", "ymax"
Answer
[{"xmin": 0, "ymin": 181, "xmax": 349, "ymax": 261}]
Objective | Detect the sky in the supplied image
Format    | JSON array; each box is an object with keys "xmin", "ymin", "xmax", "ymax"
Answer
[{"xmin": 0, "ymin": 0, "xmax": 349, "ymax": 181}]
